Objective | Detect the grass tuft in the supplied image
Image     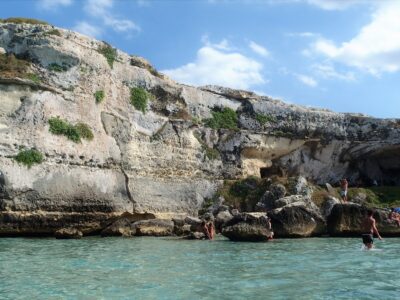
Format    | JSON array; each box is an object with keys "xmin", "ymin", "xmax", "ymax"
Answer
[
  {"xmin": 94, "ymin": 90, "xmax": 105, "ymax": 104},
  {"xmin": 0, "ymin": 17, "xmax": 49, "ymax": 25},
  {"xmin": 75, "ymin": 123, "xmax": 94, "ymax": 141}
]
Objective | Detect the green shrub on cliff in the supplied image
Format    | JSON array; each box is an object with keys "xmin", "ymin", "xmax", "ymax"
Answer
[
  {"xmin": 14, "ymin": 149, "xmax": 43, "ymax": 168},
  {"xmin": 217, "ymin": 177, "xmax": 267, "ymax": 211},
  {"xmin": 49, "ymin": 117, "xmax": 81, "ymax": 142},
  {"xmin": 130, "ymin": 87, "xmax": 150, "ymax": 114},
  {"xmin": 48, "ymin": 63, "xmax": 67, "ymax": 72},
  {"xmin": 94, "ymin": 90, "xmax": 105, "ymax": 103},
  {"xmin": 45, "ymin": 29, "xmax": 61, "ymax": 36},
  {"xmin": 75, "ymin": 123, "xmax": 94, "ymax": 141},
  {"xmin": 0, "ymin": 17, "xmax": 49, "ymax": 25},
  {"xmin": 48, "ymin": 118, "xmax": 94, "ymax": 143},
  {"xmin": 25, "ymin": 73, "xmax": 41, "ymax": 83},
  {"xmin": 98, "ymin": 43, "xmax": 117, "ymax": 68},
  {"xmin": 255, "ymin": 113, "xmax": 276, "ymax": 125},
  {"xmin": 204, "ymin": 107, "xmax": 238, "ymax": 130}
]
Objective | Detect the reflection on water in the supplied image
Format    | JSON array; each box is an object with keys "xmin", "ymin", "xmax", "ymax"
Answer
[{"xmin": 0, "ymin": 237, "xmax": 399, "ymax": 299}]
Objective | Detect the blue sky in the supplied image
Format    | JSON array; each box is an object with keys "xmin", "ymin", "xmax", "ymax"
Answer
[{"xmin": 1, "ymin": 0, "xmax": 399, "ymax": 118}]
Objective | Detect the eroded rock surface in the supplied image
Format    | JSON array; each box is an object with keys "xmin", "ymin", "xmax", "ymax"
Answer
[{"xmin": 0, "ymin": 22, "xmax": 399, "ymax": 235}]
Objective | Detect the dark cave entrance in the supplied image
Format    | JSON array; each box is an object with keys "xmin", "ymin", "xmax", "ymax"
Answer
[
  {"xmin": 260, "ymin": 165, "xmax": 284, "ymax": 178},
  {"xmin": 349, "ymin": 146, "xmax": 400, "ymax": 186}
]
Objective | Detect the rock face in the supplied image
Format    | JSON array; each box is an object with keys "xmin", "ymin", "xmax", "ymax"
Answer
[
  {"xmin": 133, "ymin": 219, "xmax": 174, "ymax": 236},
  {"xmin": 54, "ymin": 227, "xmax": 83, "ymax": 239},
  {"xmin": 327, "ymin": 204, "xmax": 400, "ymax": 236},
  {"xmin": 269, "ymin": 202, "xmax": 326, "ymax": 237},
  {"xmin": 0, "ymin": 22, "xmax": 399, "ymax": 235},
  {"xmin": 222, "ymin": 212, "xmax": 273, "ymax": 242}
]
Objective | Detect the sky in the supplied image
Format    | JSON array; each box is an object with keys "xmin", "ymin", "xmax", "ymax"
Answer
[{"xmin": 0, "ymin": 0, "xmax": 399, "ymax": 118}]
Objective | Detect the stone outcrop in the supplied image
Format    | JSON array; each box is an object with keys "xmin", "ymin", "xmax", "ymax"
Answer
[
  {"xmin": 0, "ymin": 22, "xmax": 399, "ymax": 235},
  {"xmin": 54, "ymin": 227, "xmax": 83, "ymax": 239},
  {"xmin": 222, "ymin": 212, "xmax": 273, "ymax": 242},
  {"xmin": 269, "ymin": 201, "xmax": 326, "ymax": 237},
  {"xmin": 327, "ymin": 203, "xmax": 400, "ymax": 236},
  {"xmin": 133, "ymin": 219, "xmax": 174, "ymax": 236}
]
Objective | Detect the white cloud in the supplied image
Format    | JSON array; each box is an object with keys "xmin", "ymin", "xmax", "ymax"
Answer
[
  {"xmin": 249, "ymin": 41, "xmax": 270, "ymax": 57},
  {"xmin": 84, "ymin": 0, "xmax": 140, "ymax": 33},
  {"xmin": 310, "ymin": 1, "xmax": 400, "ymax": 75},
  {"xmin": 137, "ymin": 0, "xmax": 151, "ymax": 6},
  {"xmin": 296, "ymin": 74, "xmax": 318, "ymax": 87},
  {"xmin": 37, "ymin": 0, "xmax": 72, "ymax": 10},
  {"xmin": 162, "ymin": 40, "xmax": 265, "ymax": 90},
  {"xmin": 201, "ymin": 35, "xmax": 232, "ymax": 50},
  {"xmin": 312, "ymin": 64, "xmax": 355, "ymax": 81},
  {"xmin": 73, "ymin": 21, "xmax": 102, "ymax": 38},
  {"xmin": 305, "ymin": 0, "xmax": 370, "ymax": 10},
  {"xmin": 287, "ymin": 32, "xmax": 318, "ymax": 38}
]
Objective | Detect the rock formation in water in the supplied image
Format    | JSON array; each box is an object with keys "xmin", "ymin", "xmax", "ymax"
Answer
[{"xmin": 0, "ymin": 21, "xmax": 399, "ymax": 236}]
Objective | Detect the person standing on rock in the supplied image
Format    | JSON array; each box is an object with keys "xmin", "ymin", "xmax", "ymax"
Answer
[
  {"xmin": 266, "ymin": 216, "xmax": 274, "ymax": 240},
  {"xmin": 340, "ymin": 178, "xmax": 348, "ymax": 203},
  {"xmin": 361, "ymin": 209, "xmax": 383, "ymax": 250}
]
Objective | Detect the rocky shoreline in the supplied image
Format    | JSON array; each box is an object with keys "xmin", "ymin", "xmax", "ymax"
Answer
[{"xmin": 4, "ymin": 176, "xmax": 397, "ymax": 241}]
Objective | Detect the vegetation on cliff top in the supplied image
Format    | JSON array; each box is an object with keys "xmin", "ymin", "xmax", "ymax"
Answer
[
  {"xmin": 14, "ymin": 149, "xmax": 44, "ymax": 168},
  {"xmin": 204, "ymin": 107, "xmax": 238, "ymax": 130},
  {"xmin": 0, "ymin": 17, "xmax": 49, "ymax": 25},
  {"xmin": 45, "ymin": 29, "xmax": 61, "ymax": 36},
  {"xmin": 98, "ymin": 43, "xmax": 118, "ymax": 68},
  {"xmin": 48, "ymin": 117, "xmax": 93, "ymax": 143}
]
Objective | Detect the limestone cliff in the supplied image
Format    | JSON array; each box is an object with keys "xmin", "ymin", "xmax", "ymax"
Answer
[{"xmin": 0, "ymin": 22, "xmax": 399, "ymax": 235}]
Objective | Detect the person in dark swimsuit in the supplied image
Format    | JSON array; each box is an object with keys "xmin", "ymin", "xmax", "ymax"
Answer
[{"xmin": 361, "ymin": 209, "xmax": 383, "ymax": 249}]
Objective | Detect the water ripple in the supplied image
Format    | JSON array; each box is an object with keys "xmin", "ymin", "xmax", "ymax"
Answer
[{"xmin": 1, "ymin": 237, "xmax": 400, "ymax": 299}]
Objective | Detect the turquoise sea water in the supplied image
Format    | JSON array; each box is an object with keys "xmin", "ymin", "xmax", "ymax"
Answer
[{"xmin": 0, "ymin": 236, "xmax": 399, "ymax": 299}]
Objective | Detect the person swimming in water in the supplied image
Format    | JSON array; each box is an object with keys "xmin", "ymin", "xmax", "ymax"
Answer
[{"xmin": 361, "ymin": 209, "xmax": 383, "ymax": 250}]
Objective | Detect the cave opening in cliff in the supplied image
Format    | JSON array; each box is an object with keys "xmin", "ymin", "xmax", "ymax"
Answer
[
  {"xmin": 350, "ymin": 146, "xmax": 400, "ymax": 187},
  {"xmin": 260, "ymin": 166, "xmax": 284, "ymax": 178}
]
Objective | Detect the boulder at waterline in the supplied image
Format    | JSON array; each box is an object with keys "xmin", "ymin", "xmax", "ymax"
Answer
[
  {"xmin": 54, "ymin": 228, "xmax": 83, "ymax": 239},
  {"xmin": 269, "ymin": 202, "xmax": 326, "ymax": 237},
  {"xmin": 133, "ymin": 219, "xmax": 174, "ymax": 236},
  {"xmin": 327, "ymin": 203, "xmax": 400, "ymax": 237},
  {"xmin": 101, "ymin": 217, "xmax": 135, "ymax": 237},
  {"xmin": 222, "ymin": 212, "xmax": 273, "ymax": 242}
]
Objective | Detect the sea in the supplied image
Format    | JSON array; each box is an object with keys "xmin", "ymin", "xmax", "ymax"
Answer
[{"xmin": 0, "ymin": 236, "xmax": 399, "ymax": 299}]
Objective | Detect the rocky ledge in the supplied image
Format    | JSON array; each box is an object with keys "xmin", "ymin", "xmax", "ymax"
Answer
[{"xmin": 0, "ymin": 20, "xmax": 399, "ymax": 236}]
